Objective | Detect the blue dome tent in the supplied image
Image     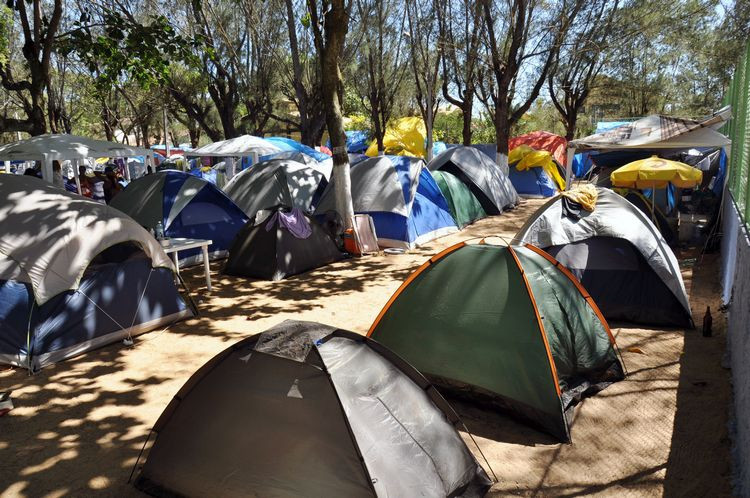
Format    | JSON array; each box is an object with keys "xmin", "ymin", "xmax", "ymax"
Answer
[
  {"xmin": 111, "ymin": 171, "xmax": 248, "ymax": 264},
  {"xmin": 315, "ymin": 156, "xmax": 458, "ymax": 249},
  {"xmin": 508, "ymin": 167, "xmax": 559, "ymax": 197}
]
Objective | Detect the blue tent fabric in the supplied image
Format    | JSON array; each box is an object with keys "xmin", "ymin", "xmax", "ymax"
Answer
[
  {"xmin": 432, "ymin": 141, "xmax": 447, "ymax": 157},
  {"xmin": 163, "ymin": 175, "xmax": 248, "ymax": 261},
  {"xmin": 266, "ymin": 137, "xmax": 331, "ymax": 162},
  {"xmin": 469, "ymin": 144, "xmax": 497, "ymax": 160},
  {"xmin": 0, "ymin": 257, "xmax": 189, "ymax": 371},
  {"xmin": 366, "ymin": 167, "xmax": 457, "ymax": 247},
  {"xmin": 714, "ymin": 149, "xmax": 727, "ymax": 195},
  {"xmin": 327, "ymin": 130, "xmax": 371, "ymax": 154},
  {"xmin": 572, "ymin": 152, "xmax": 597, "ymax": 178},
  {"xmin": 508, "ymin": 166, "xmax": 558, "ymax": 197},
  {"xmin": 314, "ymin": 156, "xmax": 457, "ymax": 248},
  {"xmin": 188, "ymin": 166, "xmax": 219, "ymax": 185},
  {"xmin": 112, "ymin": 171, "xmax": 248, "ymax": 264},
  {"xmin": 346, "ymin": 131, "xmax": 370, "ymax": 154}
]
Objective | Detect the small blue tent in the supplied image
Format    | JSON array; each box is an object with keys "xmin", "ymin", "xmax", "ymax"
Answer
[
  {"xmin": 315, "ymin": 156, "xmax": 458, "ymax": 249},
  {"xmin": 265, "ymin": 137, "xmax": 331, "ymax": 162},
  {"xmin": 0, "ymin": 175, "xmax": 192, "ymax": 371},
  {"xmin": 111, "ymin": 171, "xmax": 249, "ymax": 264},
  {"xmin": 508, "ymin": 166, "xmax": 559, "ymax": 197}
]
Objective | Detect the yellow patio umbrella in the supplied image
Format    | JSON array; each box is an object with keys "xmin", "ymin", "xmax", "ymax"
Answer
[{"xmin": 610, "ymin": 155, "xmax": 702, "ymax": 212}]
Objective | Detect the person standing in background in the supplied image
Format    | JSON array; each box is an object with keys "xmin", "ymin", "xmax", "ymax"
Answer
[
  {"xmin": 77, "ymin": 166, "xmax": 93, "ymax": 198},
  {"xmin": 52, "ymin": 161, "xmax": 64, "ymax": 188}
]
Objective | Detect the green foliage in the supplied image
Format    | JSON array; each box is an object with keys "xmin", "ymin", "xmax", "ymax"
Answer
[
  {"xmin": 344, "ymin": 114, "xmax": 371, "ymax": 132},
  {"xmin": 433, "ymin": 110, "xmax": 463, "ymax": 143},
  {"xmin": 0, "ymin": 6, "xmax": 11, "ymax": 67},
  {"xmin": 471, "ymin": 113, "xmax": 498, "ymax": 144},
  {"xmin": 512, "ymin": 99, "xmax": 565, "ymax": 136},
  {"xmin": 61, "ymin": 9, "xmax": 201, "ymax": 91}
]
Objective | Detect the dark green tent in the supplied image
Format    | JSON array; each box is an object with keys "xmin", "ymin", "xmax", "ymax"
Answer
[
  {"xmin": 431, "ymin": 170, "xmax": 486, "ymax": 228},
  {"xmin": 368, "ymin": 242, "xmax": 625, "ymax": 441}
]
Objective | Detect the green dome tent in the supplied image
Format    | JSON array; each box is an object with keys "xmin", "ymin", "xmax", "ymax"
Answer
[
  {"xmin": 368, "ymin": 241, "xmax": 625, "ymax": 441},
  {"xmin": 431, "ymin": 170, "xmax": 486, "ymax": 228}
]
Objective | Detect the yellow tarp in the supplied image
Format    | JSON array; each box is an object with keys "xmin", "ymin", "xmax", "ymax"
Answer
[
  {"xmin": 610, "ymin": 155, "xmax": 702, "ymax": 189},
  {"xmin": 366, "ymin": 116, "xmax": 427, "ymax": 158},
  {"xmin": 561, "ymin": 184, "xmax": 598, "ymax": 211},
  {"xmin": 509, "ymin": 144, "xmax": 566, "ymax": 191}
]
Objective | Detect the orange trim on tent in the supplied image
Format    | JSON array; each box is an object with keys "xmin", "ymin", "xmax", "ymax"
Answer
[
  {"xmin": 506, "ymin": 245, "xmax": 562, "ymax": 396},
  {"xmin": 367, "ymin": 241, "xmax": 467, "ymax": 336},
  {"xmin": 522, "ymin": 243, "xmax": 618, "ymax": 347}
]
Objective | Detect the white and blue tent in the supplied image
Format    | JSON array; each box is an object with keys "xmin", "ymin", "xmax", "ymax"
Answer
[
  {"xmin": 111, "ymin": 170, "xmax": 249, "ymax": 265},
  {"xmin": 0, "ymin": 175, "xmax": 192, "ymax": 371},
  {"xmin": 265, "ymin": 137, "xmax": 332, "ymax": 163},
  {"xmin": 315, "ymin": 156, "xmax": 458, "ymax": 249}
]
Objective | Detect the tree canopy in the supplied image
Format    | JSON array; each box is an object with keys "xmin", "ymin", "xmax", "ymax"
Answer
[{"xmin": 0, "ymin": 0, "xmax": 745, "ymax": 149}]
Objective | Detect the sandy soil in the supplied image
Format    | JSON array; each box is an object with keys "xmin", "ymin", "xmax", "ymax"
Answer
[{"xmin": 0, "ymin": 197, "xmax": 733, "ymax": 497}]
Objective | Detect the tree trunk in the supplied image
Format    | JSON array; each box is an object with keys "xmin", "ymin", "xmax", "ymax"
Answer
[
  {"xmin": 425, "ymin": 85, "xmax": 434, "ymax": 162},
  {"xmin": 320, "ymin": 0, "xmax": 354, "ymax": 229},
  {"xmin": 461, "ymin": 99, "xmax": 473, "ymax": 145},
  {"xmin": 565, "ymin": 112, "xmax": 578, "ymax": 141},
  {"xmin": 494, "ymin": 102, "xmax": 510, "ymax": 174}
]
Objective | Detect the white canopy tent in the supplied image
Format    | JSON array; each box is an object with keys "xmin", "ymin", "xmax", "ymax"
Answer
[
  {"xmin": 188, "ymin": 135, "xmax": 282, "ymax": 179},
  {"xmin": 565, "ymin": 107, "xmax": 732, "ymax": 187},
  {"xmin": 0, "ymin": 134, "xmax": 154, "ymax": 193}
]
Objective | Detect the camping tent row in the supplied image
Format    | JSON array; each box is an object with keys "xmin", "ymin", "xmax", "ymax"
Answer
[
  {"xmin": 444, "ymin": 131, "xmax": 569, "ymax": 198},
  {"xmin": 0, "ymin": 133, "xmax": 155, "ymax": 191},
  {"xmin": 0, "ymin": 175, "xmax": 191, "ymax": 371},
  {"xmin": 315, "ymin": 151, "xmax": 519, "ymax": 249},
  {"xmin": 110, "ymin": 170, "xmax": 249, "ymax": 265},
  {"xmin": 187, "ymin": 135, "xmax": 334, "ymax": 180}
]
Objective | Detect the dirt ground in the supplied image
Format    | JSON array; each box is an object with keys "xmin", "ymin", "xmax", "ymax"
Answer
[{"xmin": 0, "ymin": 197, "xmax": 734, "ymax": 497}]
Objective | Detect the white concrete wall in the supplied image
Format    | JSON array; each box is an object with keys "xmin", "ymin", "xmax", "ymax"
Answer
[{"xmin": 722, "ymin": 192, "xmax": 750, "ymax": 494}]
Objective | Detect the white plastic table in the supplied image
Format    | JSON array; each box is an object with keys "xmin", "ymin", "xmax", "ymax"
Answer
[{"xmin": 159, "ymin": 238, "xmax": 213, "ymax": 291}]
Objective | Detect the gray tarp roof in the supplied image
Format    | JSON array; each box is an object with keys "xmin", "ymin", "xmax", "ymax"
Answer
[
  {"xmin": 189, "ymin": 135, "xmax": 281, "ymax": 157},
  {"xmin": 0, "ymin": 174, "xmax": 173, "ymax": 305},
  {"xmin": 0, "ymin": 133, "xmax": 153, "ymax": 162},
  {"xmin": 570, "ymin": 109, "xmax": 731, "ymax": 151}
]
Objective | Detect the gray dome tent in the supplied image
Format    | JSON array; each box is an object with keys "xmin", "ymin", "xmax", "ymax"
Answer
[
  {"xmin": 515, "ymin": 187, "xmax": 692, "ymax": 327},
  {"xmin": 428, "ymin": 146, "xmax": 519, "ymax": 214},
  {"xmin": 134, "ymin": 320, "xmax": 492, "ymax": 497},
  {"xmin": 223, "ymin": 158, "xmax": 329, "ymax": 220}
]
